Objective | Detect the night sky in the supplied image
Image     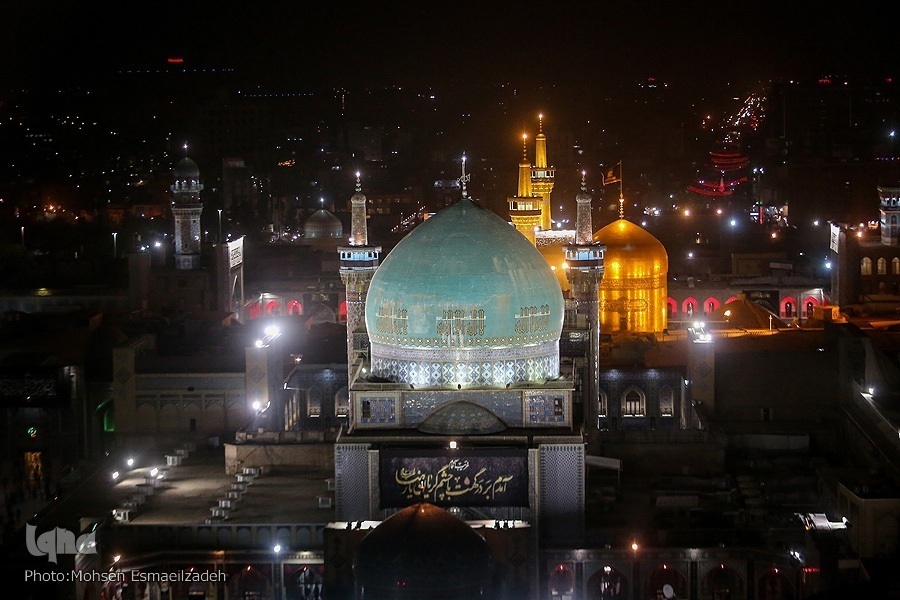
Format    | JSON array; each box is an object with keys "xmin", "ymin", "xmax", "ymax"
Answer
[{"xmin": 4, "ymin": 2, "xmax": 899, "ymax": 91}]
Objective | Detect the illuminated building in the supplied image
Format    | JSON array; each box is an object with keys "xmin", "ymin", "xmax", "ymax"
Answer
[
  {"xmin": 531, "ymin": 113, "xmax": 556, "ymax": 231},
  {"xmin": 335, "ymin": 167, "xmax": 588, "ymax": 556},
  {"xmin": 170, "ymin": 157, "xmax": 204, "ymax": 270},
  {"xmin": 593, "ymin": 201, "xmax": 669, "ymax": 334},
  {"xmin": 507, "ymin": 134, "xmax": 541, "ymax": 244}
]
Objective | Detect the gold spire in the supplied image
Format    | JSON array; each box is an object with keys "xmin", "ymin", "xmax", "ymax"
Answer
[
  {"xmin": 618, "ymin": 194, "xmax": 625, "ymax": 219},
  {"xmin": 535, "ymin": 113, "xmax": 548, "ymax": 169},
  {"xmin": 517, "ymin": 134, "xmax": 532, "ymax": 197}
]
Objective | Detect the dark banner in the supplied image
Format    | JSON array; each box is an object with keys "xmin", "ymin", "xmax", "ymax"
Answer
[
  {"xmin": 0, "ymin": 366, "xmax": 73, "ymax": 407},
  {"xmin": 379, "ymin": 447, "xmax": 529, "ymax": 509}
]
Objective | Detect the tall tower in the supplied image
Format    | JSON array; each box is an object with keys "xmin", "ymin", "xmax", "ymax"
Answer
[
  {"xmin": 565, "ymin": 172, "xmax": 605, "ymax": 416},
  {"xmin": 531, "ymin": 113, "xmax": 556, "ymax": 231},
  {"xmin": 508, "ymin": 134, "xmax": 542, "ymax": 245},
  {"xmin": 171, "ymin": 156, "xmax": 204, "ymax": 270},
  {"xmin": 339, "ymin": 173, "xmax": 381, "ymax": 370}
]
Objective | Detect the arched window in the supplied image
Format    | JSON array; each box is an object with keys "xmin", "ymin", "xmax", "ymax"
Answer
[
  {"xmin": 682, "ymin": 297, "xmax": 698, "ymax": 316},
  {"xmin": 861, "ymin": 257, "xmax": 872, "ymax": 275},
  {"xmin": 893, "ymin": 257, "xmax": 900, "ymax": 275},
  {"xmin": 666, "ymin": 298, "xmax": 677, "ymax": 318},
  {"xmin": 878, "ymin": 257, "xmax": 887, "ymax": 275},
  {"xmin": 704, "ymin": 297, "xmax": 721, "ymax": 314},
  {"xmin": 784, "ymin": 302, "xmax": 793, "ymax": 318},
  {"xmin": 550, "ymin": 565, "xmax": 574, "ymax": 596},
  {"xmin": 806, "ymin": 302, "xmax": 814, "ymax": 317},
  {"xmin": 598, "ymin": 390, "xmax": 608, "ymax": 418},
  {"xmin": 265, "ymin": 300, "xmax": 280, "ymax": 315},
  {"xmin": 659, "ymin": 386, "xmax": 674, "ymax": 417},
  {"xmin": 621, "ymin": 387, "xmax": 645, "ymax": 417},
  {"xmin": 334, "ymin": 386, "xmax": 349, "ymax": 418},
  {"xmin": 287, "ymin": 300, "xmax": 302, "ymax": 315},
  {"xmin": 307, "ymin": 386, "xmax": 322, "ymax": 417}
]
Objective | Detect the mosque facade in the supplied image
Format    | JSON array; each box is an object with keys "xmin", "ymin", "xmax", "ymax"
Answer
[{"xmin": 335, "ymin": 171, "xmax": 588, "ymax": 546}]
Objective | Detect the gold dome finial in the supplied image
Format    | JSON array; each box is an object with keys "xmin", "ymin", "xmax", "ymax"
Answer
[
  {"xmin": 538, "ymin": 113, "xmax": 544, "ymax": 134},
  {"xmin": 355, "ymin": 171, "xmax": 362, "ymax": 193},
  {"xmin": 522, "ymin": 133, "xmax": 528, "ymax": 160},
  {"xmin": 618, "ymin": 194, "xmax": 625, "ymax": 219},
  {"xmin": 581, "ymin": 170, "xmax": 587, "ymax": 192}
]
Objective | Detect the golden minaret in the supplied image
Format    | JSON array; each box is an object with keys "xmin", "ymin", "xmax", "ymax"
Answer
[
  {"xmin": 531, "ymin": 113, "xmax": 556, "ymax": 231},
  {"xmin": 508, "ymin": 133, "xmax": 541, "ymax": 245}
]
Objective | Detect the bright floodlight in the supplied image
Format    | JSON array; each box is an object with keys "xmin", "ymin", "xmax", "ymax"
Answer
[
  {"xmin": 126, "ymin": 458, "xmax": 134, "ymax": 467},
  {"xmin": 273, "ymin": 544, "xmax": 282, "ymax": 553},
  {"xmin": 113, "ymin": 554, "xmax": 121, "ymax": 563},
  {"xmin": 264, "ymin": 325, "xmax": 280, "ymax": 337},
  {"xmin": 449, "ymin": 440, "xmax": 458, "ymax": 450},
  {"xmin": 112, "ymin": 471, "xmax": 120, "ymax": 481},
  {"xmin": 631, "ymin": 542, "xmax": 639, "ymax": 551},
  {"xmin": 255, "ymin": 340, "xmax": 264, "ymax": 348},
  {"xmin": 252, "ymin": 401, "xmax": 262, "ymax": 411},
  {"xmin": 150, "ymin": 467, "xmax": 159, "ymax": 477}
]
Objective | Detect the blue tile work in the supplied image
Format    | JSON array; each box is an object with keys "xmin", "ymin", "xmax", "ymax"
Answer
[
  {"xmin": 357, "ymin": 395, "xmax": 397, "ymax": 425},
  {"xmin": 538, "ymin": 443, "xmax": 585, "ymax": 540},
  {"xmin": 370, "ymin": 341, "xmax": 559, "ymax": 387},
  {"xmin": 526, "ymin": 393, "xmax": 569, "ymax": 425},
  {"xmin": 335, "ymin": 443, "xmax": 372, "ymax": 521},
  {"xmin": 402, "ymin": 390, "xmax": 524, "ymax": 426}
]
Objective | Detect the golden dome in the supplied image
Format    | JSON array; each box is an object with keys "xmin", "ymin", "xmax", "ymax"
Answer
[
  {"xmin": 593, "ymin": 219, "xmax": 668, "ymax": 277},
  {"xmin": 593, "ymin": 219, "xmax": 669, "ymax": 334}
]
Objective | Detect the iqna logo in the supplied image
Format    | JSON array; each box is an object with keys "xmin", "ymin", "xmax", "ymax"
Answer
[{"xmin": 26, "ymin": 524, "xmax": 97, "ymax": 564}]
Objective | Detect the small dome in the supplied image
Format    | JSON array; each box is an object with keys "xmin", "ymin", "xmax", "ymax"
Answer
[
  {"xmin": 174, "ymin": 157, "xmax": 200, "ymax": 179},
  {"xmin": 354, "ymin": 503, "xmax": 492, "ymax": 598},
  {"xmin": 593, "ymin": 218, "xmax": 669, "ymax": 334},
  {"xmin": 303, "ymin": 209, "xmax": 343, "ymax": 238},
  {"xmin": 711, "ymin": 295, "xmax": 788, "ymax": 330},
  {"xmin": 593, "ymin": 218, "xmax": 668, "ymax": 277}
]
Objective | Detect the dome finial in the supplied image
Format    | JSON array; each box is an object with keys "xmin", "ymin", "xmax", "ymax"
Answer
[
  {"xmin": 522, "ymin": 133, "xmax": 528, "ymax": 160},
  {"xmin": 581, "ymin": 170, "xmax": 587, "ymax": 192},
  {"xmin": 355, "ymin": 171, "xmax": 362, "ymax": 193},
  {"xmin": 618, "ymin": 194, "xmax": 625, "ymax": 219},
  {"xmin": 458, "ymin": 154, "xmax": 471, "ymax": 199},
  {"xmin": 538, "ymin": 113, "xmax": 544, "ymax": 134},
  {"xmin": 182, "ymin": 142, "xmax": 188, "ymax": 157}
]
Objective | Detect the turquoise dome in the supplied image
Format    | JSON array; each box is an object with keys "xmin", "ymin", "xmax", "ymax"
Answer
[{"xmin": 365, "ymin": 199, "xmax": 563, "ymax": 387}]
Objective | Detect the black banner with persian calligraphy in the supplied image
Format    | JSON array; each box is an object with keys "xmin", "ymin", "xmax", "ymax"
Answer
[
  {"xmin": 379, "ymin": 447, "xmax": 529, "ymax": 508},
  {"xmin": 0, "ymin": 366, "xmax": 73, "ymax": 406}
]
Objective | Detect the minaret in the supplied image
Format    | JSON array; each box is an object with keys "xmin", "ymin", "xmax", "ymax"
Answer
[
  {"xmin": 531, "ymin": 113, "xmax": 556, "ymax": 231},
  {"xmin": 339, "ymin": 172, "xmax": 381, "ymax": 371},
  {"xmin": 171, "ymin": 152, "xmax": 204, "ymax": 270},
  {"xmin": 508, "ymin": 133, "xmax": 542, "ymax": 245},
  {"xmin": 565, "ymin": 172, "xmax": 605, "ymax": 421}
]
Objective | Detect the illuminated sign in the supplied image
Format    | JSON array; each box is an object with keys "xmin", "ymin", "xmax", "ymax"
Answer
[
  {"xmin": 227, "ymin": 238, "xmax": 243, "ymax": 270},
  {"xmin": 379, "ymin": 447, "xmax": 528, "ymax": 508},
  {"xmin": 167, "ymin": 57, "xmax": 184, "ymax": 64},
  {"xmin": 830, "ymin": 224, "xmax": 841, "ymax": 254}
]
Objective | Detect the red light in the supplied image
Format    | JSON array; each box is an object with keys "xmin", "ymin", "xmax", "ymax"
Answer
[
  {"xmin": 167, "ymin": 57, "xmax": 184, "ymax": 64},
  {"xmin": 803, "ymin": 567, "xmax": 820, "ymax": 573}
]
